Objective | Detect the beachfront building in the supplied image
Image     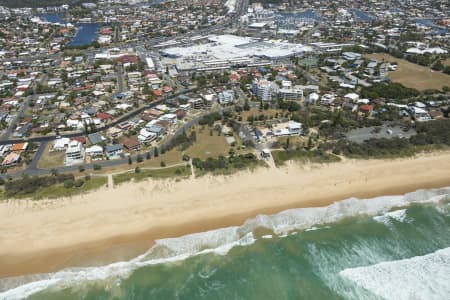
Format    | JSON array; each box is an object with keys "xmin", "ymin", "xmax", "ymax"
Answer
[
  {"xmin": 65, "ymin": 140, "xmax": 85, "ymax": 166},
  {"xmin": 85, "ymin": 145, "xmax": 104, "ymax": 159},
  {"xmin": 105, "ymin": 144, "xmax": 123, "ymax": 159}
]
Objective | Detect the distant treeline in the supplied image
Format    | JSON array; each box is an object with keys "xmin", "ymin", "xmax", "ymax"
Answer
[{"xmin": 0, "ymin": 0, "xmax": 92, "ymax": 8}]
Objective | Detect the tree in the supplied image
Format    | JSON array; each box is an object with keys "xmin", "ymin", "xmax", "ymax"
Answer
[
  {"xmin": 137, "ymin": 154, "xmax": 143, "ymax": 163},
  {"xmin": 160, "ymin": 161, "xmax": 166, "ymax": 167},
  {"xmin": 128, "ymin": 156, "xmax": 132, "ymax": 165},
  {"xmin": 50, "ymin": 168, "xmax": 58, "ymax": 176},
  {"xmin": 154, "ymin": 147, "xmax": 159, "ymax": 157},
  {"xmin": 135, "ymin": 166, "xmax": 141, "ymax": 173}
]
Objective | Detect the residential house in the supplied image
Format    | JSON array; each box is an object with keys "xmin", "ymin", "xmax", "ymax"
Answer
[
  {"xmin": 138, "ymin": 128, "xmax": 157, "ymax": 144},
  {"xmin": 105, "ymin": 144, "xmax": 123, "ymax": 159},
  {"xmin": 123, "ymin": 137, "xmax": 141, "ymax": 151},
  {"xmin": 2, "ymin": 152, "xmax": 21, "ymax": 167},
  {"xmin": 85, "ymin": 145, "xmax": 104, "ymax": 159},
  {"xmin": 88, "ymin": 132, "xmax": 106, "ymax": 145}
]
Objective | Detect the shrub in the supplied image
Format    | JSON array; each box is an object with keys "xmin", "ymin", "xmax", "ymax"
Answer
[
  {"xmin": 135, "ymin": 166, "xmax": 141, "ymax": 173},
  {"xmin": 74, "ymin": 179, "xmax": 84, "ymax": 188},
  {"xmin": 137, "ymin": 154, "xmax": 143, "ymax": 163},
  {"xmin": 160, "ymin": 161, "xmax": 166, "ymax": 167},
  {"xmin": 93, "ymin": 164, "xmax": 102, "ymax": 170},
  {"xmin": 78, "ymin": 166, "xmax": 85, "ymax": 172},
  {"xmin": 64, "ymin": 179, "xmax": 74, "ymax": 188}
]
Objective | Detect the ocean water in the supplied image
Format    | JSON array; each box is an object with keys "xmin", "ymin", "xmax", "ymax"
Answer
[{"xmin": 1, "ymin": 188, "xmax": 450, "ymax": 300}]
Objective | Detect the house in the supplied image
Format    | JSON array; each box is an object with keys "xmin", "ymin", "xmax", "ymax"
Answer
[
  {"xmin": 107, "ymin": 127, "xmax": 123, "ymax": 139},
  {"xmin": 2, "ymin": 152, "xmax": 21, "ymax": 167},
  {"xmin": 52, "ymin": 137, "xmax": 70, "ymax": 151},
  {"xmin": 320, "ymin": 94, "xmax": 336, "ymax": 106},
  {"xmin": 307, "ymin": 92, "xmax": 320, "ymax": 104},
  {"xmin": 146, "ymin": 124, "xmax": 165, "ymax": 136},
  {"xmin": 105, "ymin": 144, "xmax": 123, "ymax": 159},
  {"xmin": 410, "ymin": 107, "xmax": 432, "ymax": 122},
  {"xmin": 85, "ymin": 145, "xmax": 103, "ymax": 158},
  {"xmin": 12, "ymin": 123, "xmax": 32, "ymax": 138},
  {"xmin": 138, "ymin": 128, "xmax": 157, "ymax": 143},
  {"xmin": 359, "ymin": 104, "xmax": 374, "ymax": 115},
  {"xmin": 88, "ymin": 133, "xmax": 106, "ymax": 145},
  {"xmin": 65, "ymin": 140, "xmax": 85, "ymax": 166},
  {"xmin": 288, "ymin": 121, "xmax": 302, "ymax": 135},
  {"xmin": 11, "ymin": 142, "xmax": 28, "ymax": 153},
  {"xmin": 159, "ymin": 113, "xmax": 177, "ymax": 124},
  {"xmin": 344, "ymin": 93, "xmax": 359, "ymax": 103},
  {"xmin": 123, "ymin": 137, "xmax": 141, "ymax": 151}
]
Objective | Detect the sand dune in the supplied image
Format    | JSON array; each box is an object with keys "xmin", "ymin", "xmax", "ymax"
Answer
[{"xmin": 1, "ymin": 152, "xmax": 450, "ymax": 278}]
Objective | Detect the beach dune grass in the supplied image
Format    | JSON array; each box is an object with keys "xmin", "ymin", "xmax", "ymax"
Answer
[
  {"xmin": 272, "ymin": 149, "xmax": 341, "ymax": 167},
  {"xmin": 113, "ymin": 165, "xmax": 191, "ymax": 185}
]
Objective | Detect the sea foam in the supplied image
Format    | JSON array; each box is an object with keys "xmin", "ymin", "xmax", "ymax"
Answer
[
  {"xmin": 340, "ymin": 247, "xmax": 450, "ymax": 300},
  {"xmin": 1, "ymin": 187, "xmax": 449, "ymax": 300}
]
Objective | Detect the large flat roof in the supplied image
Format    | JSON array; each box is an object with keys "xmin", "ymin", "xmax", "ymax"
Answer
[{"xmin": 161, "ymin": 34, "xmax": 312, "ymax": 60}]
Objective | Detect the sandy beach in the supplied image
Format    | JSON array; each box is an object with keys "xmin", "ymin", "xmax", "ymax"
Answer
[{"xmin": 1, "ymin": 152, "xmax": 450, "ymax": 278}]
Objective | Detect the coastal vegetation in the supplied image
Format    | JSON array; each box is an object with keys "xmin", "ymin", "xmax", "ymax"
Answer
[
  {"xmin": 113, "ymin": 165, "xmax": 191, "ymax": 185},
  {"xmin": 0, "ymin": 174, "xmax": 106, "ymax": 200},
  {"xmin": 192, "ymin": 153, "xmax": 265, "ymax": 175}
]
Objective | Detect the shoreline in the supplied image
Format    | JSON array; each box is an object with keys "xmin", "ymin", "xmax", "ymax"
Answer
[{"xmin": 1, "ymin": 152, "xmax": 450, "ymax": 279}]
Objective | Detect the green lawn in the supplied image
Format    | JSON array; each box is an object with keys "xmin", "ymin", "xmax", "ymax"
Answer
[
  {"xmin": 113, "ymin": 165, "xmax": 191, "ymax": 185},
  {"xmin": 185, "ymin": 126, "xmax": 231, "ymax": 160}
]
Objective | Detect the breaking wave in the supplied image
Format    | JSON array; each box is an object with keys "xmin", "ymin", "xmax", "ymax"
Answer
[
  {"xmin": 1, "ymin": 187, "xmax": 449, "ymax": 300},
  {"xmin": 340, "ymin": 247, "xmax": 450, "ymax": 300}
]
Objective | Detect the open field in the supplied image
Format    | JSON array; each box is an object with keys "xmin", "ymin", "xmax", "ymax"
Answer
[
  {"xmin": 365, "ymin": 53, "xmax": 450, "ymax": 91},
  {"xmin": 37, "ymin": 143, "xmax": 65, "ymax": 169},
  {"xmin": 185, "ymin": 126, "xmax": 230, "ymax": 159}
]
